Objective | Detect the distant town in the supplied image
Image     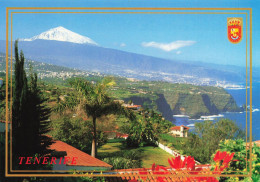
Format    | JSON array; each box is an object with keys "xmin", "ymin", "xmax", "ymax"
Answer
[{"xmin": 0, "ymin": 54, "xmax": 244, "ymax": 89}]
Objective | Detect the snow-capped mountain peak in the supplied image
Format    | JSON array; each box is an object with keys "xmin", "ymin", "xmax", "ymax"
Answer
[{"xmin": 21, "ymin": 26, "xmax": 98, "ymax": 45}]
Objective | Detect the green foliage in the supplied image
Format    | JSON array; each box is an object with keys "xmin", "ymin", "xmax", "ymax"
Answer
[
  {"xmin": 107, "ymin": 138, "xmax": 126, "ymax": 143},
  {"xmin": 167, "ymin": 143, "xmax": 173, "ymax": 147},
  {"xmin": 0, "ymin": 76, "xmax": 6, "ymax": 120},
  {"xmin": 12, "ymin": 41, "xmax": 29, "ymax": 158},
  {"xmin": 52, "ymin": 117, "xmax": 108, "ymax": 154},
  {"xmin": 183, "ymin": 133, "xmax": 211, "ymax": 163},
  {"xmin": 172, "ymin": 92, "xmax": 210, "ymax": 118},
  {"xmin": 159, "ymin": 134, "xmax": 186, "ymax": 150},
  {"xmin": 103, "ymin": 157, "xmax": 141, "ymax": 169},
  {"xmin": 27, "ymin": 70, "xmax": 53, "ymax": 156},
  {"xmin": 12, "ymin": 40, "xmax": 52, "ymax": 169},
  {"xmin": 126, "ymin": 135, "xmax": 141, "ymax": 147},
  {"xmin": 55, "ymin": 77, "xmax": 135, "ymax": 157},
  {"xmin": 216, "ymin": 139, "xmax": 260, "ymax": 182},
  {"xmin": 101, "ymin": 150, "xmax": 142, "ymax": 169},
  {"xmin": 183, "ymin": 119, "xmax": 245, "ymax": 164},
  {"xmin": 126, "ymin": 109, "xmax": 172, "ymax": 147},
  {"xmin": 116, "ymin": 115, "xmax": 132, "ymax": 134}
]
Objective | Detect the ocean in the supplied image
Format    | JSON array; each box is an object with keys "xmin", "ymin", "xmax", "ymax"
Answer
[{"xmin": 174, "ymin": 82, "xmax": 260, "ymax": 141}]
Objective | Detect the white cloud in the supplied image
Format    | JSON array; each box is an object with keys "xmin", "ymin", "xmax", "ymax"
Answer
[
  {"xmin": 141, "ymin": 40, "xmax": 196, "ymax": 52},
  {"xmin": 120, "ymin": 43, "xmax": 126, "ymax": 47},
  {"xmin": 176, "ymin": 51, "xmax": 182, "ymax": 55}
]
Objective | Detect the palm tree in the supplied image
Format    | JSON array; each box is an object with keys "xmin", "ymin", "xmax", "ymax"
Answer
[{"xmin": 56, "ymin": 77, "xmax": 135, "ymax": 157}]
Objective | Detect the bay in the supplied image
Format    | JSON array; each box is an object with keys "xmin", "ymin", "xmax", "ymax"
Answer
[{"xmin": 173, "ymin": 82, "xmax": 260, "ymax": 141}]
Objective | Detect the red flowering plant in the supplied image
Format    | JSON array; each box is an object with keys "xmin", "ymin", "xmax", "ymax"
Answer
[
  {"xmin": 213, "ymin": 139, "xmax": 260, "ymax": 181},
  {"xmin": 213, "ymin": 151, "xmax": 235, "ymax": 172},
  {"xmin": 129, "ymin": 150, "xmax": 234, "ymax": 182}
]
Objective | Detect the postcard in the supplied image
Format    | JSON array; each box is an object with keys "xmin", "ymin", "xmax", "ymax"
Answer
[{"xmin": 0, "ymin": 0, "xmax": 259, "ymax": 181}]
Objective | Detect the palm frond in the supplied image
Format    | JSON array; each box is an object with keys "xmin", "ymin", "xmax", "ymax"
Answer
[
  {"xmin": 98, "ymin": 101, "xmax": 136, "ymax": 120},
  {"xmin": 53, "ymin": 95, "xmax": 80, "ymax": 113}
]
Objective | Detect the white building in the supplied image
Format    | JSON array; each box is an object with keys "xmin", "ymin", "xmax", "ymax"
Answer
[{"xmin": 169, "ymin": 125, "xmax": 189, "ymax": 137}]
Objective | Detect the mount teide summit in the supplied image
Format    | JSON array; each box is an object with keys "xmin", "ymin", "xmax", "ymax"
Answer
[
  {"xmin": 20, "ymin": 26, "xmax": 98, "ymax": 45},
  {"xmin": 0, "ymin": 27, "xmax": 244, "ymax": 85}
]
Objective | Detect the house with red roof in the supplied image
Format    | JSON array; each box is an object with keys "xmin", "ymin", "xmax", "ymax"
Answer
[
  {"xmin": 253, "ymin": 140, "xmax": 260, "ymax": 147},
  {"xmin": 169, "ymin": 125, "xmax": 189, "ymax": 137},
  {"xmin": 125, "ymin": 105, "xmax": 142, "ymax": 110},
  {"xmin": 246, "ymin": 140, "xmax": 260, "ymax": 148},
  {"xmin": 116, "ymin": 132, "xmax": 129, "ymax": 139},
  {"xmin": 49, "ymin": 140, "xmax": 112, "ymax": 171},
  {"xmin": 122, "ymin": 103, "xmax": 142, "ymax": 111}
]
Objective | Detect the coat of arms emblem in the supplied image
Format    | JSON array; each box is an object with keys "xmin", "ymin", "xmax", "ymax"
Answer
[{"xmin": 227, "ymin": 18, "xmax": 243, "ymax": 43}]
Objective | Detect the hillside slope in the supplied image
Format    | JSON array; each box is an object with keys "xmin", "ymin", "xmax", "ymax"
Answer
[{"xmin": 112, "ymin": 79, "xmax": 241, "ymax": 119}]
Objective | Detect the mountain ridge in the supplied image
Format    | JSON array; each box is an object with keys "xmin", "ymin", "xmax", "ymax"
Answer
[{"xmin": 0, "ymin": 39, "xmax": 245, "ymax": 86}]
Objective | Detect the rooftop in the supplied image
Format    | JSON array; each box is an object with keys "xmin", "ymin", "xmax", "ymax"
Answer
[
  {"xmin": 49, "ymin": 140, "xmax": 112, "ymax": 168},
  {"xmin": 170, "ymin": 125, "xmax": 190, "ymax": 131},
  {"xmin": 247, "ymin": 140, "xmax": 260, "ymax": 148}
]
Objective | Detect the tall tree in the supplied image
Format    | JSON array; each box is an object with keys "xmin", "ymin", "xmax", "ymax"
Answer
[
  {"xmin": 126, "ymin": 109, "xmax": 172, "ymax": 147},
  {"xmin": 0, "ymin": 75, "xmax": 6, "ymax": 120},
  {"xmin": 27, "ymin": 69, "xmax": 53, "ymax": 156},
  {"xmin": 12, "ymin": 40, "xmax": 52, "ymax": 168},
  {"xmin": 12, "ymin": 40, "xmax": 29, "ymax": 159}
]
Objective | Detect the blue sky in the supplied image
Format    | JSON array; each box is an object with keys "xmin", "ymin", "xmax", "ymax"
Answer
[{"xmin": 0, "ymin": 0, "xmax": 259, "ymax": 67}]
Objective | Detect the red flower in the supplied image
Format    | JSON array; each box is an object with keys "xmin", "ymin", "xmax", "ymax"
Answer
[
  {"xmin": 168, "ymin": 156, "xmax": 196, "ymax": 171},
  {"xmin": 135, "ymin": 152, "xmax": 236, "ymax": 182},
  {"xmin": 213, "ymin": 151, "xmax": 235, "ymax": 172},
  {"xmin": 184, "ymin": 156, "xmax": 196, "ymax": 171},
  {"xmin": 213, "ymin": 151, "xmax": 227, "ymax": 162},
  {"xmin": 138, "ymin": 163, "xmax": 169, "ymax": 182},
  {"xmin": 223, "ymin": 152, "xmax": 234, "ymax": 165},
  {"xmin": 168, "ymin": 156, "xmax": 185, "ymax": 169}
]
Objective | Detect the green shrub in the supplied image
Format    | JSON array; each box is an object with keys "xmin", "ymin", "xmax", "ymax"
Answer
[
  {"xmin": 52, "ymin": 117, "xmax": 108, "ymax": 154},
  {"xmin": 167, "ymin": 143, "xmax": 173, "ymax": 148},
  {"xmin": 103, "ymin": 157, "xmax": 142, "ymax": 169},
  {"xmin": 107, "ymin": 138, "xmax": 125, "ymax": 143},
  {"xmin": 216, "ymin": 139, "xmax": 260, "ymax": 182},
  {"xmin": 122, "ymin": 150, "xmax": 142, "ymax": 160},
  {"xmin": 178, "ymin": 150, "xmax": 184, "ymax": 155},
  {"xmin": 99, "ymin": 149, "xmax": 142, "ymax": 169},
  {"xmin": 159, "ymin": 133, "xmax": 186, "ymax": 150},
  {"xmin": 182, "ymin": 119, "xmax": 245, "ymax": 164},
  {"xmin": 126, "ymin": 135, "xmax": 140, "ymax": 147}
]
